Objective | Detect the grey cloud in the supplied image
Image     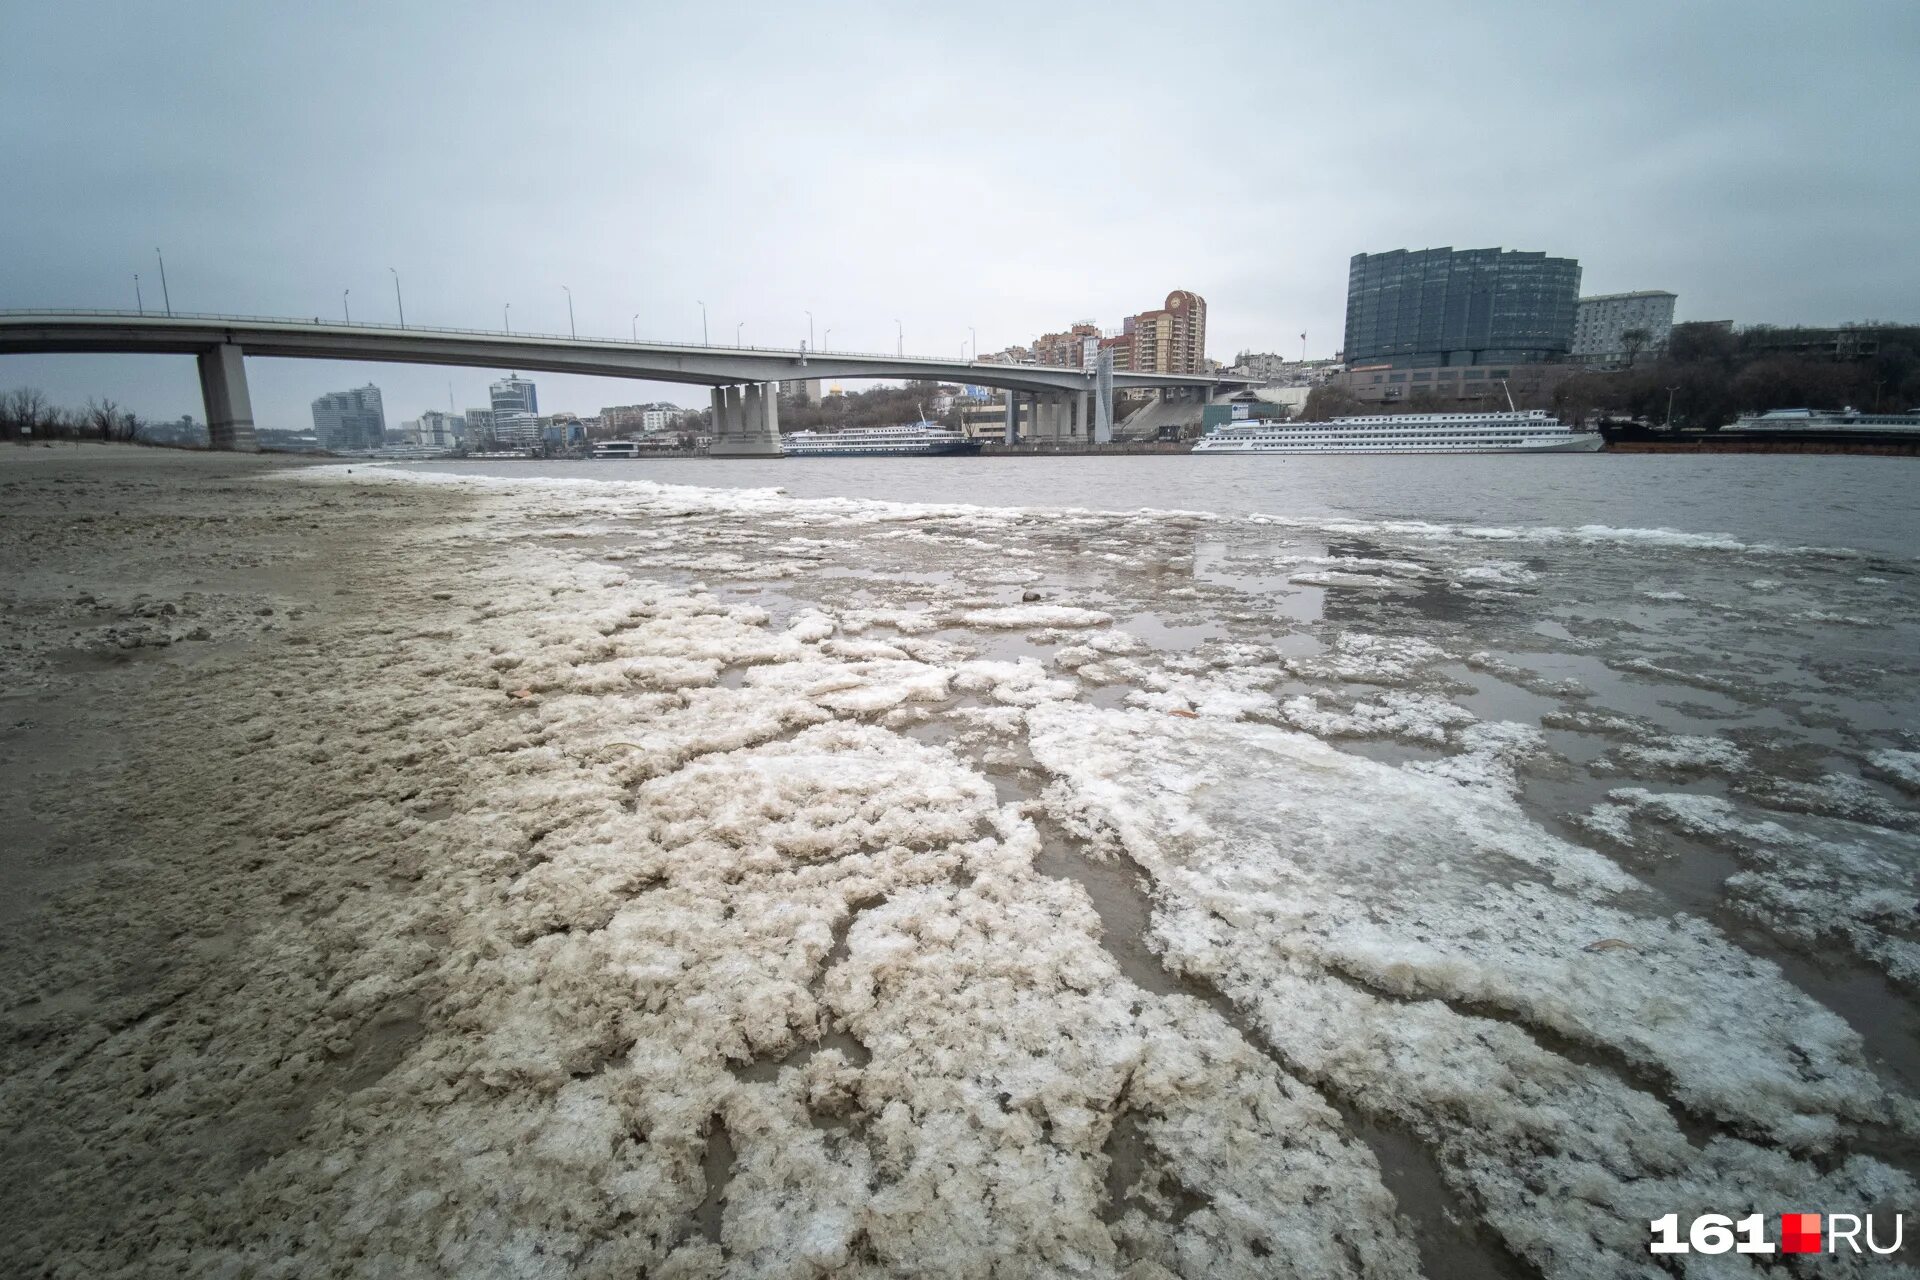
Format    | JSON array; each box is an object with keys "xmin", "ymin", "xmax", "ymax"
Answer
[{"xmin": 3, "ymin": 0, "xmax": 1914, "ymax": 426}]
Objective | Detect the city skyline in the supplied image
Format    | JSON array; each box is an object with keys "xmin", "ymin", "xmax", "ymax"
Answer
[{"xmin": 3, "ymin": 1, "xmax": 1917, "ymax": 429}]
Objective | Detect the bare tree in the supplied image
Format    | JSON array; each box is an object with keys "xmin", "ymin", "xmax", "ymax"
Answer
[
  {"xmin": 85, "ymin": 398, "xmax": 136, "ymax": 442},
  {"xmin": 1620, "ymin": 327, "xmax": 1651, "ymax": 368},
  {"xmin": 2, "ymin": 387, "xmax": 51, "ymax": 441}
]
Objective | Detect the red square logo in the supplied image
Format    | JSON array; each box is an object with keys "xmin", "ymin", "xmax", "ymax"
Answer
[{"xmin": 1782, "ymin": 1213, "xmax": 1822, "ymax": 1254}]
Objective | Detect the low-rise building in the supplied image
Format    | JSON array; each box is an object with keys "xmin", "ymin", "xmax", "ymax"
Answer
[
  {"xmin": 1328, "ymin": 361, "xmax": 1581, "ymax": 407},
  {"xmin": 1230, "ymin": 353, "xmax": 1343, "ymax": 385},
  {"xmin": 957, "ymin": 397, "xmax": 1027, "ymax": 442}
]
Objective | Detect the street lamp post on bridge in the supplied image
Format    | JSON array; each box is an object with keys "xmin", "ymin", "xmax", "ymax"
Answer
[
  {"xmin": 562, "ymin": 285, "xmax": 575, "ymax": 340},
  {"xmin": 390, "ymin": 268, "xmax": 405, "ymax": 328}
]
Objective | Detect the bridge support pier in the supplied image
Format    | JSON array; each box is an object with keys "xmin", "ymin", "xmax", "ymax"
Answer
[
  {"xmin": 1040, "ymin": 393, "xmax": 1069, "ymax": 442},
  {"xmin": 708, "ymin": 381, "xmax": 782, "ymax": 457},
  {"xmin": 1074, "ymin": 390, "xmax": 1089, "ymax": 442},
  {"xmin": 1003, "ymin": 394, "xmax": 1017, "ymax": 446},
  {"xmin": 1093, "ymin": 350, "xmax": 1115, "ymax": 444},
  {"xmin": 196, "ymin": 344, "xmax": 259, "ymax": 452}
]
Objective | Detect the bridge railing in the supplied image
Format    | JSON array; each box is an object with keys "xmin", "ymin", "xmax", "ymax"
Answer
[
  {"xmin": 0, "ymin": 307, "xmax": 992, "ymax": 367},
  {"xmin": 0, "ymin": 308, "xmax": 1241, "ymax": 384}
]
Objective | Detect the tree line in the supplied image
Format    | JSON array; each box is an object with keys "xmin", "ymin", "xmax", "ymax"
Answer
[
  {"xmin": 0, "ymin": 388, "xmax": 144, "ymax": 442},
  {"xmin": 777, "ymin": 380, "xmax": 950, "ymax": 432},
  {"xmin": 1302, "ymin": 324, "xmax": 1920, "ymax": 427}
]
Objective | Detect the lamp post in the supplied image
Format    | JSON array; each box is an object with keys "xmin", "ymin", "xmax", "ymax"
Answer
[
  {"xmin": 342, "ymin": 289, "xmax": 351, "ymax": 323},
  {"xmin": 806, "ymin": 310, "xmax": 814, "ymax": 350},
  {"xmin": 1665, "ymin": 385, "xmax": 1679, "ymax": 428},
  {"xmin": 698, "ymin": 300, "xmax": 708, "ymax": 345},
  {"xmin": 133, "ymin": 273, "xmax": 143, "ymax": 314},
  {"xmin": 823, "ymin": 328, "xmax": 831, "ymax": 350},
  {"xmin": 632, "ymin": 313, "xmax": 640, "ymax": 342},
  {"xmin": 895, "ymin": 319, "xmax": 903, "ymax": 357},
  {"xmin": 504, "ymin": 302, "xmax": 511, "ymax": 334},
  {"xmin": 390, "ymin": 268, "xmax": 404, "ymax": 327},
  {"xmin": 155, "ymin": 248, "xmax": 171, "ymax": 316},
  {"xmin": 969, "ymin": 327, "xmax": 977, "ymax": 361},
  {"xmin": 562, "ymin": 285, "xmax": 575, "ymax": 339},
  {"xmin": 736, "ymin": 321, "xmax": 745, "ymax": 348}
]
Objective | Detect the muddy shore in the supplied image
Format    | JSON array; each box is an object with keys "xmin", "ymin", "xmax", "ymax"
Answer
[
  {"xmin": 3, "ymin": 445, "xmax": 1913, "ymax": 1280},
  {"xmin": 1, "ymin": 446, "xmax": 502, "ymax": 1272}
]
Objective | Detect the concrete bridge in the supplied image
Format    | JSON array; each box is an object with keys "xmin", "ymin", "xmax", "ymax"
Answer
[{"xmin": 0, "ymin": 311, "xmax": 1247, "ymax": 455}]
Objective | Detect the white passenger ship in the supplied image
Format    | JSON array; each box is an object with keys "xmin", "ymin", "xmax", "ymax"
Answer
[
  {"xmin": 1732, "ymin": 407, "xmax": 1920, "ymax": 432},
  {"xmin": 1192, "ymin": 409, "xmax": 1603, "ymax": 454},
  {"xmin": 782, "ymin": 422, "xmax": 983, "ymax": 457}
]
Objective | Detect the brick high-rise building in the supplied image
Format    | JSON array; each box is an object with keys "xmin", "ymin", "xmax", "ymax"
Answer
[
  {"xmin": 1124, "ymin": 290, "xmax": 1207, "ymax": 374},
  {"xmin": 1032, "ymin": 322, "xmax": 1102, "ymax": 369}
]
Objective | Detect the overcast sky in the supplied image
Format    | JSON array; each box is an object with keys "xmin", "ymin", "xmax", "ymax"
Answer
[{"xmin": 3, "ymin": 0, "xmax": 1915, "ymax": 430}]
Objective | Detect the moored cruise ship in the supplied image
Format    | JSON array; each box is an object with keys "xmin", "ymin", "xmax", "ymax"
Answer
[
  {"xmin": 782, "ymin": 422, "xmax": 983, "ymax": 458},
  {"xmin": 1732, "ymin": 407, "xmax": 1920, "ymax": 432},
  {"xmin": 1192, "ymin": 409, "xmax": 1603, "ymax": 455}
]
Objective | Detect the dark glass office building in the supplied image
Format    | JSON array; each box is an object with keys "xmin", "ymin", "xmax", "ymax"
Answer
[{"xmin": 1344, "ymin": 247, "xmax": 1581, "ymax": 368}]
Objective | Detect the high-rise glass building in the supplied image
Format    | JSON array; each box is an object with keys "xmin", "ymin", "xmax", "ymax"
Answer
[
  {"xmin": 1343, "ymin": 247, "xmax": 1580, "ymax": 368},
  {"xmin": 490, "ymin": 375, "xmax": 538, "ymax": 417},
  {"xmin": 310, "ymin": 384, "xmax": 386, "ymax": 451}
]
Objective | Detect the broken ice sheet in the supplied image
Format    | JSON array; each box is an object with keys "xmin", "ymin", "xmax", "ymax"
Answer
[{"xmin": 1027, "ymin": 700, "xmax": 1916, "ymax": 1274}]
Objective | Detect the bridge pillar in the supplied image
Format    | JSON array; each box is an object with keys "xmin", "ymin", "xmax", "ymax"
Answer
[
  {"xmin": 1045, "ymin": 393, "xmax": 1068, "ymax": 442},
  {"xmin": 1074, "ymin": 390, "xmax": 1089, "ymax": 441},
  {"xmin": 1093, "ymin": 350, "xmax": 1115, "ymax": 444},
  {"xmin": 1003, "ymin": 394, "xmax": 1016, "ymax": 446},
  {"xmin": 709, "ymin": 382, "xmax": 782, "ymax": 458},
  {"xmin": 196, "ymin": 344, "xmax": 259, "ymax": 452}
]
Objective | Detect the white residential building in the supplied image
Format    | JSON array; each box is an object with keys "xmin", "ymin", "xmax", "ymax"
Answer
[{"xmin": 1572, "ymin": 291, "xmax": 1677, "ymax": 363}]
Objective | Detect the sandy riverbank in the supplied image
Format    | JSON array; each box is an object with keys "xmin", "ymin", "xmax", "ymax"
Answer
[{"xmin": 3, "ymin": 446, "xmax": 1913, "ymax": 1279}]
